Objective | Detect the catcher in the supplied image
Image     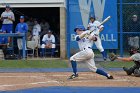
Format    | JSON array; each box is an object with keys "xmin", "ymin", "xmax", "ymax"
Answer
[{"xmin": 109, "ymin": 46, "xmax": 140, "ymax": 77}]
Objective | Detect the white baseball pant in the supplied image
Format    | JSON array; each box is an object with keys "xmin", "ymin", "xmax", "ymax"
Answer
[{"xmin": 70, "ymin": 48, "xmax": 97, "ymax": 72}]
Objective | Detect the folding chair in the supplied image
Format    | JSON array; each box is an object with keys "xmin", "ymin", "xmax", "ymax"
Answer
[{"xmin": 27, "ymin": 41, "xmax": 37, "ymax": 57}]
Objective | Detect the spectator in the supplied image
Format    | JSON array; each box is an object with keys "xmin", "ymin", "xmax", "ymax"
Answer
[
  {"xmin": 40, "ymin": 19, "xmax": 50, "ymax": 32},
  {"xmin": 29, "ymin": 19, "xmax": 41, "ymax": 47},
  {"xmin": 0, "ymin": 30, "xmax": 8, "ymax": 58},
  {"xmin": 0, "ymin": 4, "xmax": 15, "ymax": 44},
  {"xmin": 26, "ymin": 17, "xmax": 34, "ymax": 40},
  {"xmin": 26, "ymin": 17, "xmax": 34, "ymax": 32},
  {"xmin": 41, "ymin": 30, "xmax": 55, "ymax": 57},
  {"xmin": 15, "ymin": 16, "xmax": 28, "ymax": 57},
  {"xmin": 40, "ymin": 28, "xmax": 48, "ymax": 41},
  {"xmin": 127, "ymin": 15, "xmax": 140, "ymax": 48}
]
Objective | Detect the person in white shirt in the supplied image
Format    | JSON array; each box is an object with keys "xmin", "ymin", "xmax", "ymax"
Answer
[
  {"xmin": 41, "ymin": 30, "xmax": 55, "ymax": 57},
  {"xmin": 68, "ymin": 25, "xmax": 113, "ymax": 79},
  {"xmin": 0, "ymin": 4, "xmax": 15, "ymax": 44},
  {"xmin": 30, "ymin": 19, "xmax": 41, "ymax": 47},
  {"xmin": 0, "ymin": 4, "xmax": 15, "ymax": 33},
  {"xmin": 87, "ymin": 16, "xmax": 107, "ymax": 61}
]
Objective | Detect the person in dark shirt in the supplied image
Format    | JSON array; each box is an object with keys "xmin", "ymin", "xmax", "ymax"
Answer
[{"xmin": 127, "ymin": 15, "xmax": 140, "ymax": 48}]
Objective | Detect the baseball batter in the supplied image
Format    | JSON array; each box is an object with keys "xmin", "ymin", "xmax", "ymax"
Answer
[
  {"xmin": 69, "ymin": 25, "xmax": 113, "ymax": 79},
  {"xmin": 87, "ymin": 17, "xmax": 107, "ymax": 61}
]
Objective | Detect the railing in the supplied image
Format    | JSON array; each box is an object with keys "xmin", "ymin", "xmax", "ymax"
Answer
[{"xmin": 0, "ymin": 33, "xmax": 26, "ymax": 59}]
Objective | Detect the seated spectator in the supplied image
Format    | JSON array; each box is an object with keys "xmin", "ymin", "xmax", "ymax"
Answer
[
  {"xmin": 0, "ymin": 30, "xmax": 8, "ymax": 58},
  {"xmin": 41, "ymin": 30, "xmax": 55, "ymax": 57}
]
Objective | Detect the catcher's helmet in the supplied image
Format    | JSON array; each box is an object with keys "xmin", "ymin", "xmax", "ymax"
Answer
[
  {"xmin": 129, "ymin": 46, "xmax": 139, "ymax": 55},
  {"xmin": 74, "ymin": 25, "xmax": 85, "ymax": 32}
]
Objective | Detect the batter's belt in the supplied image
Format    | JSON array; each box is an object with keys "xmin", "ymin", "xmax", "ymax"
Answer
[{"xmin": 83, "ymin": 47, "xmax": 92, "ymax": 50}]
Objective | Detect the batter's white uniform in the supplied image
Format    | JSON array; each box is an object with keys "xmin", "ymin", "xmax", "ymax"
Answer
[
  {"xmin": 70, "ymin": 33, "xmax": 97, "ymax": 72},
  {"xmin": 41, "ymin": 34, "xmax": 56, "ymax": 48},
  {"xmin": 88, "ymin": 21, "xmax": 104, "ymax": 52}
]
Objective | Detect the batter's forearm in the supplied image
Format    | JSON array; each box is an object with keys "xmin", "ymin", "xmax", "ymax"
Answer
[
  {"xmin": 79, "ymin": 31, "xmax": 88, "ymax": 39},
  {"xmin": 99, "ymin": 28, "xmax": 104, "ymax": 32},
  {"xmin": 79, "ymin": 34, "xmax": 86, "ymax": 39}
]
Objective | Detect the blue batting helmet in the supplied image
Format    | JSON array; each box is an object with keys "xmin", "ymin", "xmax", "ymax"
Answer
[
  {"xmin": 74, "ymin": 25, "xmax": 85, "ymax": 32},
  {"xmin": 90, "ymin": 16, "xmax": 96, "ymax": 20}
]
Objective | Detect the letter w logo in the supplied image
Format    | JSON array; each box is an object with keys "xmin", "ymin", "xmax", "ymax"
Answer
[{"xmin": 78, "ymin": 0, "xmax": 105, "ymax": 27}]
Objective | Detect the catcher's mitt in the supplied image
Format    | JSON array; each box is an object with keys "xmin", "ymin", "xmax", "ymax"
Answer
[{"xmin": 109, "ymin": 53, "xmax": 118, "ymax": 61}]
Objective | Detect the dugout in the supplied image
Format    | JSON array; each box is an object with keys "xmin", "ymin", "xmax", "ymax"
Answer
[{"xmin": 0, "ymin": 0, "xmax": 67, "ymax": 58}]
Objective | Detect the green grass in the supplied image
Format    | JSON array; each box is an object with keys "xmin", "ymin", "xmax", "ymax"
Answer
[
  {"xmin": 0, "ymin": 60, "xmax": 68, "ymax": 68},
  {"xmin": 99, "ymin": 61, "xmax": 134, "ymax": 68},
  {"xmin": 0, "ymin": 60, "xmax": 135, "ymax": 69}
]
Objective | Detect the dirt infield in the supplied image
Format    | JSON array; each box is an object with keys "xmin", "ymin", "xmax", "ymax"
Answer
[{"xmin": 0, "ymin": 71, "xmax": 140, "ymax": 91}]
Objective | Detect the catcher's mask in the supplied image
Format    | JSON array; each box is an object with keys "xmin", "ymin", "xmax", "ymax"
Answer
[{"xmin": 129, "ymin": 46, "xmax": 139, "ymax": 55}]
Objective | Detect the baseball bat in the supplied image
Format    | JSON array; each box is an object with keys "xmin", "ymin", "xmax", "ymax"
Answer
[
  {"xmin": 89, "ymin": 16, "xmax": 111, "ymax": 34},
  {"xmin": 99, "ymin": 16, "xmax": 111, "ymax": 26},
  {"xmin": 84, "ymin": 16, "xmax": 111, "ymax": 38}
]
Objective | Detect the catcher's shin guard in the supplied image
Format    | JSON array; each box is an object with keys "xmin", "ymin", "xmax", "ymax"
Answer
[
  {"xmin": 134, "ymin": 69, "xmax": 140, "ymax": 77},
  {"xmin": 123, "ymin": 66, "xmax": 136, "ymax": 75}
]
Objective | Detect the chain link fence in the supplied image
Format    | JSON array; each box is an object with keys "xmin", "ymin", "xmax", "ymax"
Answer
[{"xmin": 118, "ymin": 0, "xmax": 140, "ymax": 56}]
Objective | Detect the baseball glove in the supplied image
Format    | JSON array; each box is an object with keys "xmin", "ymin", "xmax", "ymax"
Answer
[{"xmin": 109, "ymin": 53, "xmax": 118, "ymax": 61}]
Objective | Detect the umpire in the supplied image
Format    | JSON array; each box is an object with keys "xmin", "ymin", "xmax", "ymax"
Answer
[{"xmin": 117, "ymin": 46, "xmax": 140, "ymax": 77}]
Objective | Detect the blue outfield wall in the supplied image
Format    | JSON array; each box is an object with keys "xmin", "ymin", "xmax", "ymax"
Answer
[{"xmin": 67, "ymin": 0, "xmax": 118, "ymax": 57}]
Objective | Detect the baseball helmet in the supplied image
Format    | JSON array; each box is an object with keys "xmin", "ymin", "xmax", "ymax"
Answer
[
  {"xmin": 90, "ymin": 16, "xmax": 96, "ymax": 20},
  {"xmin": 129, "ymin": 46, "xmax": 139, "ymax": 55},
  {"xmin": 74, "ymin": 25, "xmax": 85, "ymax": 32}
]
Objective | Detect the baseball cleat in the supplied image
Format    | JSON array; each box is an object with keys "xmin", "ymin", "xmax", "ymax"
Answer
[
  {"xmin": 107, "ymin": 75, "xmax": 114, "ymax": 79},
  {"xmin": 123, "ymin": 67, "xmax": 132, "ymax": 75},
  {"xmin": 68, "ymin": 74, "xmax": 78, "ymax": 79},
  {"xmin": 103, "ymin": 57, "xmax": 107, "ymax": 62}
]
